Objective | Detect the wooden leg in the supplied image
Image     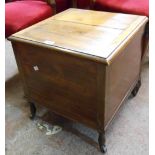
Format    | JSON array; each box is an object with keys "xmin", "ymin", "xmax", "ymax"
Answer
[
  {"xmin": 131, "ymin": 79, "xmax": 141, "ymax": 97},
  {"xmin": 98, "ymin": 132, "xmax": 107, "ymax": 153},
  {"xmin": 29, "ymin": 102, "xmax": 36, "ymax": 120}
]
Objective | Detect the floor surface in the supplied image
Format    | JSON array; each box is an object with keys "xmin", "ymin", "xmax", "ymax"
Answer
[{"xmin": 6, "ymin": 61, "xmax": 149, "ymax": 155}]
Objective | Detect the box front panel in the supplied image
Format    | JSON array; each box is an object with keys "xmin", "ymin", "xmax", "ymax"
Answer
[{"xmin": 12, "ymin": 42, "xmax": 99, "ymax": 128}]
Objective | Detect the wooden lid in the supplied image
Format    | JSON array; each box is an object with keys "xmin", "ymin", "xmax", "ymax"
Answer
[{"xmin": 9, "ymin": 9, "xmax": 148, "ymax": 64}]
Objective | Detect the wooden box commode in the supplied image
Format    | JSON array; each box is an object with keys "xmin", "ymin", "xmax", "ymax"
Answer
[{"xmin": 9, "ymin": 9, "xmax": 148, "ymax": 153}]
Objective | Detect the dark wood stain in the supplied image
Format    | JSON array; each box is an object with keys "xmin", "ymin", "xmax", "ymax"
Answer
[{"xmin": 10, "ymin": 9, "xmax": 148, "ymax": 153}]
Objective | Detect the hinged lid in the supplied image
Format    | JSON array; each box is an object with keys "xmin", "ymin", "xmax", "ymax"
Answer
[{"xmin": 9, "ymin": 8, "xmax": 148, "ymax": 64}]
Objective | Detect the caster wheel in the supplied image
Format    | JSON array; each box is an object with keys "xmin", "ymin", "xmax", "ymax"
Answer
[
  {"xmin": 98, "ymin": 132, "xmax": 107, "ymax": 153},
  {"xmin": 130, "ymin": 79, "xmax": 141, "ymax": 98},
  {"xmin": 100, "ymin": 145, "xmax": 107, "ymax": 154}
]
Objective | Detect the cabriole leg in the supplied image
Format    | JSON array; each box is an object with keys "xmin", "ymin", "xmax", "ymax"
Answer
[
  {"xmin": 131, "ymin": 79, "xmax": 141, "ymax": 97},
  {"xmin": 29, "ymin": 102, "xmax": 36, "ymax": 120}
]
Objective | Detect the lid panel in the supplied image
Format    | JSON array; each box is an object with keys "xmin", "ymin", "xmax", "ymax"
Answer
[
  {"xmin": 17, "ymin": 20, "xmax": 122, "ymax": 58},
  {"xmin": 11, "ymin": 9, "xmax": 147, "ymax": 60},
  {"xmin": 53, "ymin": 9, "xmax": 139, "ymax": 29}
]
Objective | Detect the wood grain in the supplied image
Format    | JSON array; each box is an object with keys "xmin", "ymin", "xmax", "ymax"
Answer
[
  {"xmin": 9, "ymin": 9, "xmax": 148, "ymax": 65},
  {"xmin": 9, "ymin": 9, "xmax": 148, "ymax": 149}
]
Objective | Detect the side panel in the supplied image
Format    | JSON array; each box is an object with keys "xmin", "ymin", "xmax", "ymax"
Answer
[{"xmin": 104, "ymin": 26, "xmax": 145, "ymax": 129}]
